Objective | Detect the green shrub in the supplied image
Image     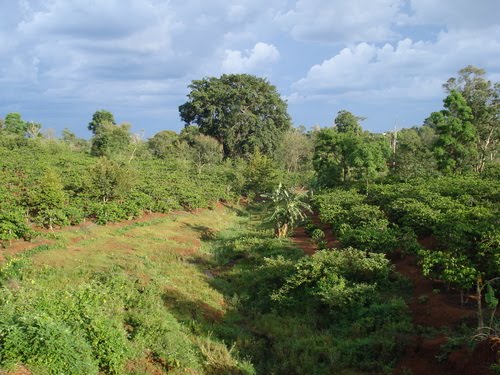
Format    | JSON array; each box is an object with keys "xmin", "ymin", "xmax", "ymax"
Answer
[
  {"xmin": 0, "ymin": 208, "xmax": 33, "ymax": 245},
  {"xmin": 0, "ymin": 311, "xmax": 99, "ymax": 374},
  {"xmin": 86, "ymin": 201, "xmax": 128, "ymax": 224},
  {"xmin": 64, "ymin": 205, "xmax": 86, "ymax": 225},
  {"xmin": 125, "ymin": 285, "xmax": 201, "ymax": 370},
  {"xmin": 396, "ymin": 226, "xmax": 422, "ymax": 254},
  {"xmin": 387, "ymin": 198, "xmax": 439, "ymax": 236},
  {"xmin": 272, "ymin": 248, "xmax": 391, "ymax": 311},
  {"xmin": 311, "ymin": 228, "xmax": 325, "ymax": 242},
  {"xmin": 339, "ymin": 225, "xmax": 398, "ymax": 253},
  {"xmin": 303, "ymin": 220, "xmax": 318, "ymax": 236},
  {"xmin": 314, "ymin": 190, "xmax": 388, "ymax": 236}
]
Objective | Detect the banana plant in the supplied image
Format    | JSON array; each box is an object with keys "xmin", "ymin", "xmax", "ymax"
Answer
[{"xmin": 264, "ymin": 183, "xmax": 312, "ymax": 238}]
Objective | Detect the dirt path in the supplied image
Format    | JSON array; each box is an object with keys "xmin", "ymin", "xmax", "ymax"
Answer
[
  {"xmin": 0, "ymin": 212, "xmax": 173, "ymax": 263},
  {"xmin": 291, "ymin": 214, "xmax": 337, "ymax": 255}
]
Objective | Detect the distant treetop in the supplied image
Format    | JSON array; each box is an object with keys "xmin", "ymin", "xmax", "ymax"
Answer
[{"xmin": 179, "ymin": 74, "xmax": 291, "ymax": 158}]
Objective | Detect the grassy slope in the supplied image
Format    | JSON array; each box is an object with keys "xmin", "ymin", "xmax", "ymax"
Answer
[{"xmin": 0, "ymin": 206, "xmax": 254, "ymax": 375}]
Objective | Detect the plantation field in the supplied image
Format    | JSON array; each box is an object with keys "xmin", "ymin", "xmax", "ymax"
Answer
[
  {"xmin": 1, "ymin": 202, "xmax": 421, "ymax": 375},
  {"xmin": 1, "ymin": 66, "xmax": 498, "ymax": 373}
]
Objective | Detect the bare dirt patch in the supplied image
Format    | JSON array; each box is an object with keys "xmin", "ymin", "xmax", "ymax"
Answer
[
  {"xmin": 0, "ymin": 238, "xmax": 52, "ymax": 262},
  {"xmin": 291, "ymin": 213, "xmax": 338, "ymax": 255},
  {"xmin": 0, "ymin": 366, "xmax": 32, "ymax": 375}
]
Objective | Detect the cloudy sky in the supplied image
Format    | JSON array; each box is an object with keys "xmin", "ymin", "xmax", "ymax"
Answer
[{"xmin": 1, "ymin": 0, "xmax": 499, "ymax": 138}]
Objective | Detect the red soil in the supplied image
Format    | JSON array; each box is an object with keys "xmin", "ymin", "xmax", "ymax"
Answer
[
  {"xmin": 392, "ymin": 249, "xmax": 497, "ymax": 375},
  {"xmin": 291, "ymin": 213, "xmax": 337, "ymax": 255},
  {"xmin": 292, "ymin": 219, "xmax": 499, "ymax": 375}
]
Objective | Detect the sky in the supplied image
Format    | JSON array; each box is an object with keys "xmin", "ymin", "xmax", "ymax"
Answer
[{"xmin": 1, "ymin": 0, "xmax": 499, "ymax": 139}]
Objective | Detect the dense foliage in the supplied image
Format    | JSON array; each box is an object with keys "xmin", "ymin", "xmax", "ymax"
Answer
[{"xmin": 179, "ymin": 74, "xmax": 291, "ymax": 158}]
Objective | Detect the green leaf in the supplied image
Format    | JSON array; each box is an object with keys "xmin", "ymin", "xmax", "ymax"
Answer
[{"xmin": 485, "ymin": 283, "xmax": 498, "ymax": 309}]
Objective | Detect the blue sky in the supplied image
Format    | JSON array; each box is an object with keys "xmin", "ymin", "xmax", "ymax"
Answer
[{"xmin": 1, "ymin": 0, "xmax": 499, "ymax": 139}]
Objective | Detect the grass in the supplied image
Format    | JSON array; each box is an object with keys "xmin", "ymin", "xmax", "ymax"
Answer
[{"xmin": 0, "ymin": 205, "xmax": 254, "ymax": 375}]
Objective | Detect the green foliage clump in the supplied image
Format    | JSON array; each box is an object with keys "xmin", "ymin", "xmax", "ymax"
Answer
[
  {"xmin": 0, "ymin": 207, "xmax": 33, "ymax": 245},
  {"xmin": 209, "ymin": 224, "xmax": 412, "ymax": 374},
  {"xmin": 310, "ymin": 228, "xmax": 326, "ymax": 247},
  {"xmin": 243, "ymin": 149, "xmax": 279, "ymax": 197},
  {"xmin": 420, "ymin": 249, "xmax": 477, "ymax": 291},
  {"xmin": 427, "ymin": 90, "xmax": 477, "ymax": 174},
  {"xmin": 313, "ymin": 188, "xmax": 366, "ymax": 230},
  {"xmin": 313, "ymin": 117, "xmax": 390, "ymax": 187},
  {"xmin": 272, "ymin": 249, "xmax": 391, "ymax": 310},
  {"xmin": 24, "ymin": 169, "xmax": 69, "ymax": 229},
  {"xmin": 0, "ymin": 310, "xmax": 99, "ymax": 374},
  {"xmin": 179, "ymin": 74, "xmax": 291, "ymax": 158},
  {"xmin": 0, "ymin": 261, "xmax": 204, "ymax": 374},
  {"xmin": 339, "ymin": 225, "xmax": 399, "ymax": 253},
  {"xmin": 387, "ymin": 197, "xmax": 439, "ymax": 236}
]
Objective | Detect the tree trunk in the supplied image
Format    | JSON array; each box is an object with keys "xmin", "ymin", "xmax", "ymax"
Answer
[
  {"xmin": 278, "ymin": 223, "xmax": 289, "ymax": 237},
  {"xmin": 477, "ymin": 276, "xmax": 484, "ymax": 330}
]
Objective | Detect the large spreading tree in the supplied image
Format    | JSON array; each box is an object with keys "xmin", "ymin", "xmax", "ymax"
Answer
[{"xmin": 179, "ymin": 74, "xmax": 291, "ymax": 158}]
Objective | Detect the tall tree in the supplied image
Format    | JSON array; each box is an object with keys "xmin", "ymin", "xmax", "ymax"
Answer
[
  {"xmin": 4, "ymin": 113, "xmax": 27, "ymax": 136},
  {"xmin": 179, "ymin": 74, "xmax": 291, "ymax": 158},
  {"xmin": 147, "ymin": 130, "xmax": 179, "ymax": 158},
  {"xmin": 88, "ymin": 110, "xmax": 116, "ymax": 134},
  {"xmin": 313, "ymin": 111, "xmax": 389, "ymax": 187},
  {"xmin": 334, "ymin": 110, "xmax": 364, "ymax": 134},
  {"xmin": 189, "ymin": 134, "xmax": 223, "ymax": 174},
  {"xmin": 444, "ymin": 66, "xmax": 499, "ymax": 172},
  {"xmin": 276, "ymin": 127, "xmax": 314, "ymax": 173},
  {"xmin": 428, "ymin": 90, "xmax": 477, "ymax": 174},
  {"xmin": 90, "ymin": 122, "xmax": 131, "ymax": 157},
  {"xmin": 88, "ymin": 109, "xmax": 130, "ymax": 157},
  {"xmin": 391, "ymin": 127, "xmax": 438, "ymax": 181}
]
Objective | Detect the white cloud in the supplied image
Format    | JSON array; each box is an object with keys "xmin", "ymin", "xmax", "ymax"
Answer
[
  {"xmin": 222, "ymin": 42, "xmax": 280, "ymax": 74},
  {"xmin": 1, "ymin": 0, "xmax": 499, "ymax": 134},
  {"xmin": 293, "ymin": 24, "xmax": 500, "ymax": 101},
  {"xmin": 276, "ymin": 0, "xmax": 404, "ymax": 43}
]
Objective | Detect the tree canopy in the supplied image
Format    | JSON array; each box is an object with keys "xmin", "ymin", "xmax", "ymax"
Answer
[
  {"xmin": 87, "ymin": 110, "xmax": 131, "ymax": 157},
  {"xmin": 427, "ymin": 90, "xmax": 477, "ymax": 174},
  {"xmin": 313, "ymin": 111, "xmax": 389, "ymax": 187},
  {"xmin": 444, "ymin": 65, "xmax": 499, "ymax": 173},
  {"xmin": 334, "ymin": 110, "xmax": 364, "ymax": 134},
  {"xmin": 179, "ymin": 74, "xmax": 291, "ymax": 158},
  {"xmin": 4, "ymin": 113, "xmax": 27, "ymax": 136},
  {"xmin": 88, "ymin": 109, "xmax": 116, "ymax": 134}
]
